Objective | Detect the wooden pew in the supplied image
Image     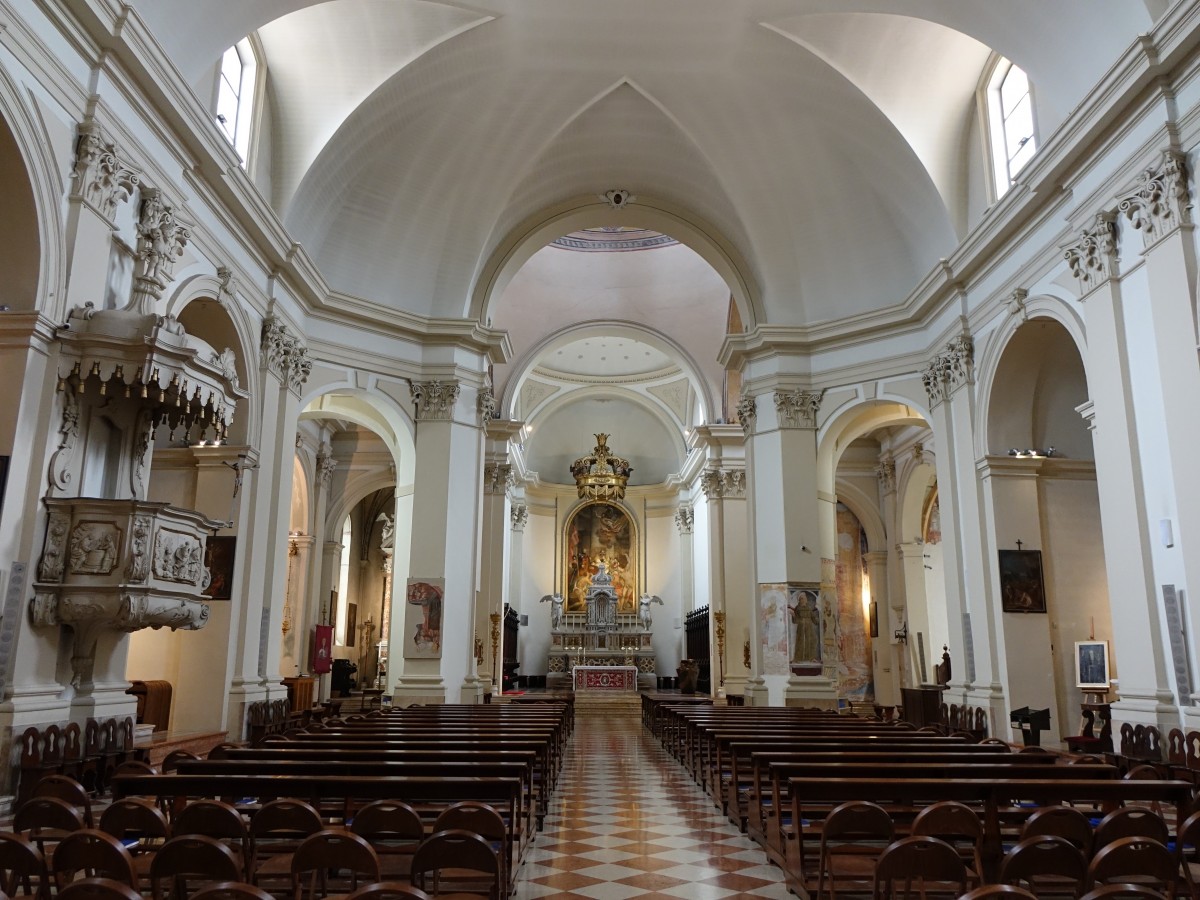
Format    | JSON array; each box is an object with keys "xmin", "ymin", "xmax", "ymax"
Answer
[
  {"xmin": 112, "ymin": 772, "xmax": 527, "ymax": 894},
  {"xmin": 780, "ymin": 776, "xmax": 1195, "ymax": 899}
]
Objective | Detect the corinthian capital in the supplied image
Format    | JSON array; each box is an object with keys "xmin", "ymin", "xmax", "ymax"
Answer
[
  {"xmin": 260, "ymin": 316, "xmax": 311, "ymax": 393},
  {"xmin": 774, "ymin": 389, "xmax": 824, "ymax": 430},
  {"xmin": 876, "ymin": 456, "xmax": 896, "ymax": 493},
  {"xmin": 674, "ymin": 504, "xmax": 694, "ymax": 534},
  {"xmin": 483, "ymin": 462, "xmax": 514, "ymax": 494},
  {"xmin": 411, "ymin": 380, "xmax": 460, "ymax": 421},
  {"xmin": 129, "ymin": 188, "xmax": 190, "ymax": 314},
  {"xmin": 736, "ymin": 394, "xmax": 757, "ymax": 436},
  {"xmin": 1117, "ymin": 150, "xmax": 1191, "ymax": 249},
  {"xmin": 922, "ymin": 335, "xmax": 974, "ymax": 408},
  {"xmin": 71, "ymin": 121, "xmax": 140, "ymax": 221},
  {"xmin": 316, "ymin": 454, "xmax": 338, "ymax": 488},
  {"xmin": 510, "ymin": 503, "xmax": 529, "ymax": 532},
  {"xmin": 477, "ymin": 388, "xmax": 498, "ymax": 425},
  {"xmin": 1064, "ymin": 212, "xmax": 1118, "ymax": 294},
  {"xmin": 701, "ymin": 467, "xmax": 746, "ymax": 500}
]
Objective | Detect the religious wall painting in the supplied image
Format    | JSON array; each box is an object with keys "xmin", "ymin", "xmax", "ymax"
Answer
[
  {"xmin": 758, "ymin": 583, "xmax": 790, "ymax": 676},
  {"xmin": 833, "ymin": 506, "xmax": 874, "ymax": 701},
  {"xmin": 202, "ymin": 536, "xmax": 236, "ymax": 600},
  {"xmin": 345, "ymin": 602, "xmax": 357, "ymax": 647},
  {"xmin": 787, "ymin": 583, "xmax": 822, "ymax": 676},
  {"xmin": 999, "ymin": 549, "xmax": 1047, "ymax": 613},
  {"xmin": 922, "ymin": 484, "xmax": 941, "ymax": 545},
  {"xmin": 564, "ymin": 501, "xmax": 637, "ymax": 613},
  {"xmin": 403, "ymin": 577, "xmax": 444, "ymax": 659}
]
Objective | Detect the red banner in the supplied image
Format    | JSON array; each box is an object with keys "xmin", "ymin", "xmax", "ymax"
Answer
[{"xmin": 311, "ymin": 624, "xmax": 334, "ymax": 674}]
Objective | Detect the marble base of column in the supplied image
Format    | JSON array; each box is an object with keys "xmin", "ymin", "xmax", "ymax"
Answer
[
  {"xmin": 963, "ymin": 684, "xmax": 1008, "ymax": 743},
  {"xmin": 393, "ymin": 675, "xmax": 446, "ymax": 707},
  {"xmin": 226, "ymin": 680, "xmax": 269, "ymax": 742},
  {"xmin": 743, "ymin": 676, "xmax": 770, "ymax": 707},
  {"xmin": 69, "ymin": 678, "xmax": 138, "ymax": 725},
  {"xmin": 459, "ymin": 675, "xmax": 486, "ymax": 704},
  {"xmin": 722, "ymin": 673, "xmax": 751, "ymax": 699},
  {"xmin": 784, "ymin": 674, "xmax": 838, "ymax": 710}
]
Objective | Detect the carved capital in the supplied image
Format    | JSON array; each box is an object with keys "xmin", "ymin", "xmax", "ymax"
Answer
[
  {"xmin": 483, "ymin": 462, "xmax": 514, "ymax": 494},
  {"xmin": 130, "ymin": 188, "xmax": 190, "ymax": 314},
  {"xmin": 736, "ymin": 394, "xmax": 757, "ymax": 436},
  {"xmin": 411, "ymin": 380, "xmax": 460, "ymax": 421},
  {"xmin": 259, "ymin": 316, "xmax": 311, "ymax": 393},
  {"xmin": 1007, "ymin": 288, "xmax": 1029, "ymax": 321},
  {"xmin": 701, "ymin": 467, "xmax": 746, "ymax": 500},
  {"xmin": 71, "ymin": 121, "xmax": 139, "ymax": 220},
  {"xmin": 1118, "ymin": 150, "xmax": 1191, "ymax": 249},
  {"xmin": 876, "ymin": 456, "xmax": 896, "ymax": 493},
  {"xmin": 1064, "ymin": 212, "xmax": 1118, "ymax": 294},
  {"xmin": 216, "ymin": 266, "xmax": 239, "ymax": 306},
  {"xmin": 510, "ymin": 503, "xmax": 529, "ymax": 532},
  {"xmin": 774, "ymin": 389, "xmax": 824, "ymax": 429},
  {"xmin": 477, "ymin": 388, "xmax": 497, "ymax": 425},
  {"xmin": 674, "ymin": 504, "xmax": 694, "ymax": 534},
  {"xmin": 316, "ymin": 454, "xmax": 338, "ymax": 488},
  {"xmin": 922, "ymin": 335, "xmax": 974, "ymax": 407}
]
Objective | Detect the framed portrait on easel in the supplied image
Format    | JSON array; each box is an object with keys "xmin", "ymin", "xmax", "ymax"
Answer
[{"xmin": 1075, "ymin": 640, "xmax": 1110, "ymax": 690}]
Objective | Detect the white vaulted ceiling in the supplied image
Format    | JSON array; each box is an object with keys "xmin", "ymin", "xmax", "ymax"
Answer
[{"xmin": 133, "ymin": 0, "xmax": 1157, "ymax": 327}]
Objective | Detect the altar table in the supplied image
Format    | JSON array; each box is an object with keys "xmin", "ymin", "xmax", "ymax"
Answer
[{"xmin": 573, "ymin": 665, "xmax": 638, "ymax": 693}]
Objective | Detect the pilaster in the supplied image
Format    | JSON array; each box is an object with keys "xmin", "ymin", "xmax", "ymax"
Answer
[{"xmin": 1065, "ymin": 211, "xmax": 1177, "ymax": 731}]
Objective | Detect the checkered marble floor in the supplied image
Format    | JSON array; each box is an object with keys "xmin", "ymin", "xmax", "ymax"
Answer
[{"xmin": 515, "ymin": 699, "xmax": 792, "ymax": 899}]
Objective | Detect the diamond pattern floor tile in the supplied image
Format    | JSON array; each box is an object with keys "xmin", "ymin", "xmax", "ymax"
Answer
[{"xmin": 515, "ymin": 697, "xmax": 788, "ymax": 898}]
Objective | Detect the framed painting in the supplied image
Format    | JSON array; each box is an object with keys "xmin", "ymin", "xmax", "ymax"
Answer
[
  {"xmin": 345, "ymin": 602, "xmax": 357, "ymax": 647},
  {"xmin": 563, "ymin": 501, "xmax": 636, "ymax": 613},
  {"xmin": 998, "ymin": 549, "xmax": 1047, "ymax": 613},
  {"xmin": 404, "ymin": 577, "xmax": 444, "ymax": 659},
  {"xmin": 202, "ymin": 536, "xmax": 236, "ymax": 600},
  {"xmin": 1076, "ymin": 640, "xmax": 1110, "ymax": 689}
]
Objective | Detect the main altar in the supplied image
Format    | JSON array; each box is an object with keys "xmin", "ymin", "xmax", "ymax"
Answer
[
  {"xmin": 546, "ymin": 561, "xmax": 656, "ymax": 689},
  {"xmin": 544, "ymin": 434, "xmax": 658, "ymax": 689}
]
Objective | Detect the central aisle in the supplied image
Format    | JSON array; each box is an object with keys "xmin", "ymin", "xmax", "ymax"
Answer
[{"xmin": 515, "ymin": 698, "xmax": 792, "ymax": 899}]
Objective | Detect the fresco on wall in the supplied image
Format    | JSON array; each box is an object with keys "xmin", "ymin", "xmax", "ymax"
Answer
[
  {"xmin": 403, "ymin": 578, "xmax": 444, "ymax": 658},
  {"xmin": 759, "ymin": 583, "xmax": 790, "ymax": 675},
  {"xmin": 564, "ymin": 502, "xmax": 637, "ymax": 612},
  {"xmin": 834, "ymin": 506, "xmax": 874, "ymax": 700}
]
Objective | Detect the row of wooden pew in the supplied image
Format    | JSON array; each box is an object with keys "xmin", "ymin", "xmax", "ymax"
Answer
[
  {"xmin": 646, "ymin": 699, "xmax": 1199, "ymax": 898},
  {"xmin": 108, "ymin": 702, "xmax": 572, "ymax": 895}
]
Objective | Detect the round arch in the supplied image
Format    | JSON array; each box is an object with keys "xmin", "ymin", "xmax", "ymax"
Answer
[
  {"xmin": 171, "ymin": 275, "xmax": 263, "ymax": 444},
  {"xmin": 503, "ymin": 319, "xmax": 716, "ymax": 426},
  {"xmin": 471, "ymin": 194, "xmax": 764, "ymax": 330},
  {"xmin": 299, "ymin": 385, "xmax": 416, "ymax": 487},
  {"xmin": 972, "ymin": 296, "xmax": 1087, "ymax": 461},
  {"xmin": 0, "ymin": 62, "xmax": 66, "ymax": 316},
  {"xmin": 323, "ymin": 469, "xmax": 399, "ymax": 537},
  {"xmin": 834, "ymin": 478, "xmax": 888, "ymax": 552},
  {"xmin": 290, "ymin": 456, "xmax": 310, "ymax": 532},
  {"xmin": 817, "ymin": 399, "xmax": 931, "ymax": 493}
]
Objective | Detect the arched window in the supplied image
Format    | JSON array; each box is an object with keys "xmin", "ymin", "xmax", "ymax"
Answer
[
  {"xmin": 214, "ymin": 37, "xmax": 258, "ymax": 165},
  {"xmin": 984, "ymin": 57, "xmax": 1037, "ymax": 199},
  {"xmin": 335, "ymin": 515, "xmax": 352, "ymax": 645}
]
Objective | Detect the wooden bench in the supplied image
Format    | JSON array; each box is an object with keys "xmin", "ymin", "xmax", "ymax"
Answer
[{"xmin": 778, "ymin": 776, "xmax": 1195, "ymax": 899}]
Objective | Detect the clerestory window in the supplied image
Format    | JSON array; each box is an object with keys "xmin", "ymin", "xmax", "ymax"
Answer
[
  {"xmin": 214, "ymin": 37, "xmax": 258, "ymax": 165},
  {"xmin": 984, "ymin": 57, "xmax": 1037, "ymax": 199}
]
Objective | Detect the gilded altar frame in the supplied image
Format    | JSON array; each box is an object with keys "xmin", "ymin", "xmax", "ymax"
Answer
[{"xmin": 562, "ymin": 500, "xmax": 639, "ymax": 613}]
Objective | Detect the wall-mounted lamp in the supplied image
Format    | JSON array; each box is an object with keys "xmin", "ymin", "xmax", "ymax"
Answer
[{"xmin": 893, "ymin": 621, "xmax": 909, "ymax": 644}]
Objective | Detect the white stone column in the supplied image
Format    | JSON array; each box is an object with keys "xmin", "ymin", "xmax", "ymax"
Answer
[
  {"xmin": 1115, "ymin": 153, "xmax": 1200, "ymax": 729},
  {"xmin": 279, "ymin": 534, "xmax": 313, "ymax": 678},
  {"xmin": 479, "ymin": 443, "xmax": 518, "ymax": 693},
  {"xmin": 675, "ymin": 502, "xmax": 696, "ymax": 660},
  {"xmin": 392, "ymin": 379, "xmax": 486, "ymax": 706},
  {"xmin": 864, "ymin": 550, "xmax": 896, "ymax": 706},
  {"xmin": 922, "ymin": 335, "xmax": 1007, "ymax": 733},
  {"xmin": 1065, "ymin": 211, "xmax": 1176, "ymax": 730},
  {"xmin": 226, "ymin": 317, "xmax": 309, "ymax": 736},
  {"xmin": 691, "ymin": 425, "xmax": 749, "ymax": 700}
]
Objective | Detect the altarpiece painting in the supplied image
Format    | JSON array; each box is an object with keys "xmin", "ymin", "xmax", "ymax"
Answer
[{"xmin": 564, "ymin": 502, "xmax": 637, "ymax": 613}]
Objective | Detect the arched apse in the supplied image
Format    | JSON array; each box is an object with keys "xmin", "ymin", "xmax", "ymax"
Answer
[
  {"xmin": 979, "ymin": 316, "xmax": 1092, "ymax": 461},
  {"xmin": 502, "ymin": 320, "xmax": 715, "ymax": 428},
  {"xmin": 983, "ymin": 314, "xmax": 1110, "ymax": 748},
  {"xmin": 471, "ymin": 198, "xmax": 762, "ymax": 330}
]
